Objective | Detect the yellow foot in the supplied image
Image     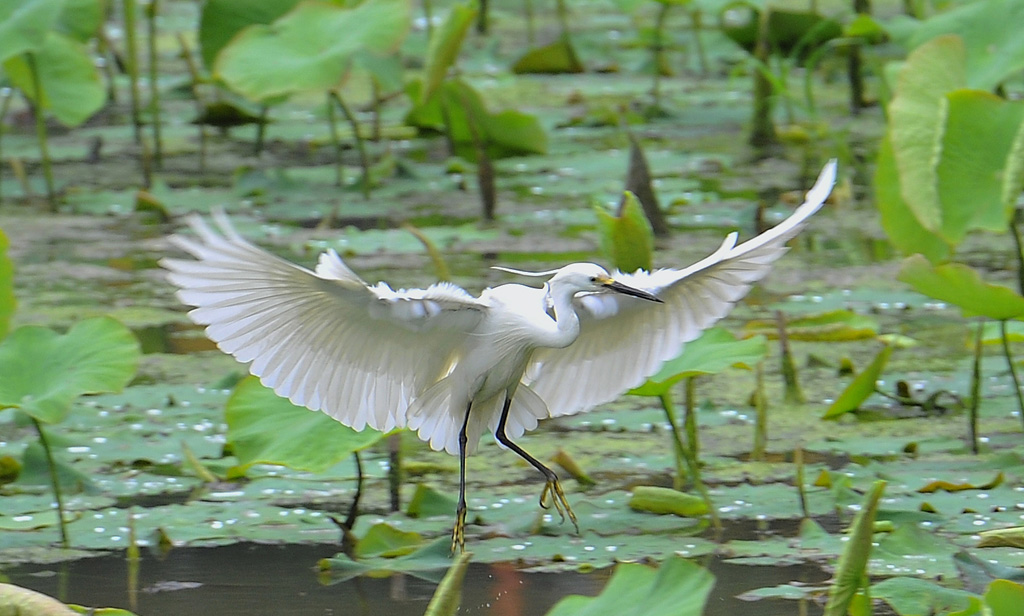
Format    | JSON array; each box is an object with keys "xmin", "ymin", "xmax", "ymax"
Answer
[
  {"xmin": 450, "ymin": 507, "xmax": 467, "ymax": 554},
  {"xmin": 539, "ymin": 479, "xmax": 579, "ymax": 534}
]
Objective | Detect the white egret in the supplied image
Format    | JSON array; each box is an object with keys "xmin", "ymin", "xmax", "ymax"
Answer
[{"xmin": 161, "ymin": 160, "xmax": 836, "ymax": 551}]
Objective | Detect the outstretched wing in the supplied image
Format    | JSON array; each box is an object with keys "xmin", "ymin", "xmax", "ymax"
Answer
[
  {"xmin": 160, "ymin": 212, "xmax": 487, "ymax": 432},
  {"xmin": 524, "ymin": 160, "xmax": 837, "ymax": 417}
]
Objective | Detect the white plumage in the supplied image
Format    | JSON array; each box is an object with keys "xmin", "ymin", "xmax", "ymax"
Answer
[{"xmin": 161, "ymin": 160, "xmax": 836, "ymax": 549}]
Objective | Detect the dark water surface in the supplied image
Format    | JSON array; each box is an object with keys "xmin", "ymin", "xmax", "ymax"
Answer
[{"xmin": 7, "ymin": 542, "xmax": 827, "ymax": 615}]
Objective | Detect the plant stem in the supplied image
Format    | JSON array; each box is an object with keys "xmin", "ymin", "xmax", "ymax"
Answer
[
  {"xmin": 175, "ymin": 33, "xmax": 206, "ymax": 173},
  {"xmin": 752, "ymin": 362, "xmax": 768, "ymax": 460},
  {"xmin": 778, "ymin": 310, "xmax": 804, "ymax": 403},
  {"xmin": 325, "ymin": 93, "xmax": 344, "ymax": 187},
  {"xmin": 795, "ymin": 446, "xmax": 808, "ymax": 518},
  {"xmin": 969, "ymin": 321, "xmax": 983, "ymax": 454},
  {"xmin": 33, "ymin": 418, "xmax": 70, "ymax": 548},
  {"xmin": 1009, "ymin": 215, "xmax": 1024, "ymax": 296},
  {"xmin": 25, "ymin": 53, "xmax": 58, "ymax": 211},
  {"xmin": 684, "ymin": 376, "xmax": 698, "ymax": 460},
  {"xmin": 476, "ymin": 0, "xmax": 488, "ymax": 33},
  {"xmin": 254, "ymin": 104, "xmax": 268, "ymax": 157},
  {"xmin": 661, "ymin": 392, "xmax": 721, "ymax": 534},
  {"xmin": 123, "ymin": 0, "xmax": 142, "ymax": 144},
  {"xmin": 0, "ymin": 89, "xmax": 12, "ymax": 205},
  {"xmin": 146, "ymin": 0, "xmax": 162, "ymax": 169},
  {"xmin": 1000, "ymin": 320, "xmax": 1024, "ymax": 430},
  {"xmin": 127, "ymin": 508, "xmax": 140, "ymax": 613},
  {"xmin": 346, "ymin": 451, "xmax": 363, "ymax": 530},
  {"xmin": 691, "ymin": 9, "xmax": 708, "ymax": 77},
  {"xmin": 555, "ymin": 0, "xmax": 570, "ymax": 39},
  {"xmin": 651, "ymin": 2, "xmax": 670, "ymax": 108},
  {"xmin": 123, "ymin": 0, "xmax": 152, "ymax": 186},
  {"xmin": 749, "ymin": 8, "xmax": 778, "ymax": 151},
  {"xmin": 388, "ymin": 433, "xmax": 402, "ymax": 512},
  {"xmin": 659, "ymin": 391, "xmax": 688, "ymax": 490},
  {"xmin": 422, "ymin": 0, "xmax": 434, "ymax": 38},
  {"xmin": 331, "ymin": 91, "xmax": 371, "ymax": 199},
  {"xmin": 371, "ymin": 79, "xmax": 382, "ymax": 141},
  {"xmin": 330, "ymin": 451, "xmax": 364, "ymax": 557},
  {"xmin": 524, "ymin": 0, "xmax": 535, "ymax": 45}
]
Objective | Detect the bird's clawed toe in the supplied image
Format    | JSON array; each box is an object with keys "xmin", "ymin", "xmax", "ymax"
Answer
[{"xmin": 539, "ymin": 479, "xmax": 579, "ymax": 534}]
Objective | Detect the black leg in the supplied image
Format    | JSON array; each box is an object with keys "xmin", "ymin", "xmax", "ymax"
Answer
[
  {"xmin": 495, "ymin": 395, "xmax": 579, "ymax": 533},
  {"xmin": 451, "ymin": 400, "xmax": 473, "ymax": 553}
]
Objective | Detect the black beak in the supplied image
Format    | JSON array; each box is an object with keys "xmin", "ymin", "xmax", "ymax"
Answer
[{"xmin": 606, "ymin": 280, "xmax": 663, "ymax": 303}]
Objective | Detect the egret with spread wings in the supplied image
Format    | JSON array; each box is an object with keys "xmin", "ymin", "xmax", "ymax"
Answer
[{"xmin": 161, "ymin": 160, "xmax": 836, "ymax": 551}]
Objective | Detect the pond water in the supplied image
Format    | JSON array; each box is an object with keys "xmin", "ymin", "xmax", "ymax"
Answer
[{"xmin": 7, "ymin": 542, "xmax": 828, "ymax": 615}]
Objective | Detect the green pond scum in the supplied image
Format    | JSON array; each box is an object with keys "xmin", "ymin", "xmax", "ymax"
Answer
[{"xmin": 2, "ymin": 0, "xmax": 1024, "ymax": 614}]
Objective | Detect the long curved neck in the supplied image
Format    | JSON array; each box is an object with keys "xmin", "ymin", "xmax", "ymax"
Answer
[{"xmin": 544, "ymin": 281, "xmax": 581, "ymax": 349}]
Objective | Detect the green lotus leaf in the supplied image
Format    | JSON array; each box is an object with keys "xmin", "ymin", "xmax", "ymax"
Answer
[
  {"xmin": 0, "ymin": 0, "xmax": 63, "ymax": 62},
  {"xmin": 215, "ymin": 0, "xmax": 411, "ymax": 101},
  {"xmin": 630, "ymin": 328, "xmax": 767, "ymax": 397},
  {"xmin": 887, "ymin": 35, "xmax": 966, "ymax": 234},
  {"xmin": 2, "ymin": 31, "xmax": 105, "ymax": 126},
  {"xmin": 421, "ymin": 1, "xmax": 476, "ymax": 102},
  {"xmin": 823, "ymin": 344, "xmax": 893, "ymax": 419},
  {"xmin": 905, "ymin": 0, "xmax": 1024, "ymax": 91},
  {"xmin": 898, "ymin": 255, "xmax": 1024, "ymax": 320},
  {"xmin": 0, "ymin": 317, "xmax": 140, "ymax": 424},
  {"xmin": 545, "ymin": 557, "xmax": 714, "ymax": 616},
  {"xmin": 597, "ymin": 191, "xmax": 654, "ymax": 274},
  {"xmin": 224, "ymin": 376, "xmax": 385, "ymax": 475},
  {"xmin": 198, "ymin": 0, "xmax": 301, "ymax": 69}
]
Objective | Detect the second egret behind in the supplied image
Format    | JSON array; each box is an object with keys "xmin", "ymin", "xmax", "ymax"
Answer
[{"xmin": 161, "ymin": 161, "xmax": 837, "ymax": 551}]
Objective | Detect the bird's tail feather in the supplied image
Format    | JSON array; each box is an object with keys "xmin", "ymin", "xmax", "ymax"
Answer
[{"xmin": 407, "ymin": 380, "xmax": 551, "ymax": 456}]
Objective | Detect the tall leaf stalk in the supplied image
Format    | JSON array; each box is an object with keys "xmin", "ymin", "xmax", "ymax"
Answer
[
  {"xmin": 146, "ymin": 0, "xmax": 162, "ymax": 169},
  {"xmin": 330, "ymin": 92, "xmax": 371, "ymax": 199},
  {"xmin": 0, "ymin": 88, "xmax": 12, "ymax": 205},
  {"xmin": 25, "ymin": 54, "xmax": 57, "ymax": 211},
  {"xmin": 32, "ymin": 418, "xmax": 70, "ymax": 548}
]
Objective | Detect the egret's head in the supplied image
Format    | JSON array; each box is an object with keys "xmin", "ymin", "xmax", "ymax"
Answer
[{"xmin": 553, "ymin": 263, "xmax": 663, "ymax": 302}]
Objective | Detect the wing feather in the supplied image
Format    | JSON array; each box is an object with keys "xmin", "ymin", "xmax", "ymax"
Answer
[
  {"xmin": 161, "ymin": 213, "xmax": 488, "ymax": 432},
  {"xmin": 526, "ymin": 160, "xmax": 836, "ymax": 417}
]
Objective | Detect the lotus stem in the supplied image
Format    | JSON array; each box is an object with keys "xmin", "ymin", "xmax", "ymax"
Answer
[
  {"xmin": 660, "ymin": 391, "xmax": 688, "ymax": 489},
  {"xmin": 684, "ymin": 376, "xmax": 698, "ymax": 459},
  {"xmin": 331, "ymin": 91, "xmax": 371, "ymax": 199},
  {"xmin": 1009, "ymin": 215, "xmax": 1024, "ymax": 296},
  {"xmin": 33, "ymin": 418, "xmax": 69, "ymax": 548},
  {"xmin": 388, "ymin": 433, "xmax": 402, "ymax": 512},
  {"xmin": 999, "ymin": 320, "xmax": 1024, "ymax": 430},
  {"xmin": 146, "ymin": 0, "xmax": 162, "ymax": 169},
  {"xmin": 325, "ymin": 93, "xmax": 344, "ymax": 187},
  {"xmin": 969, "ymin": 321, "xmax": 983, "ymax": 454},
  {"xmin": 254, "ymin": 104, "xmax": 268, "ymax": 157},
  {"xmin": 795, "ymin": 446, "xmax": 809, "ymax": 518},
  {"xmin": 752, "ymin": 361, "xmax": 768, "ymax": 460},
  {"xmin": 25, "ymin": 53, "xmax": 57, "ymax": 211},
  {"xmin": 0, "ymin": 88, "xmax": 11, "ymax": 205},
  {"xmin": 651, "ymin": 2, "xmax": 670, "ymax": 108}
]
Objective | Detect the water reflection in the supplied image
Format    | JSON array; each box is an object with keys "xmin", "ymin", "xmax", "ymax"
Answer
[{"xmin": 7, "ymin": 542, "xmax": 828, "ymax": 615}]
